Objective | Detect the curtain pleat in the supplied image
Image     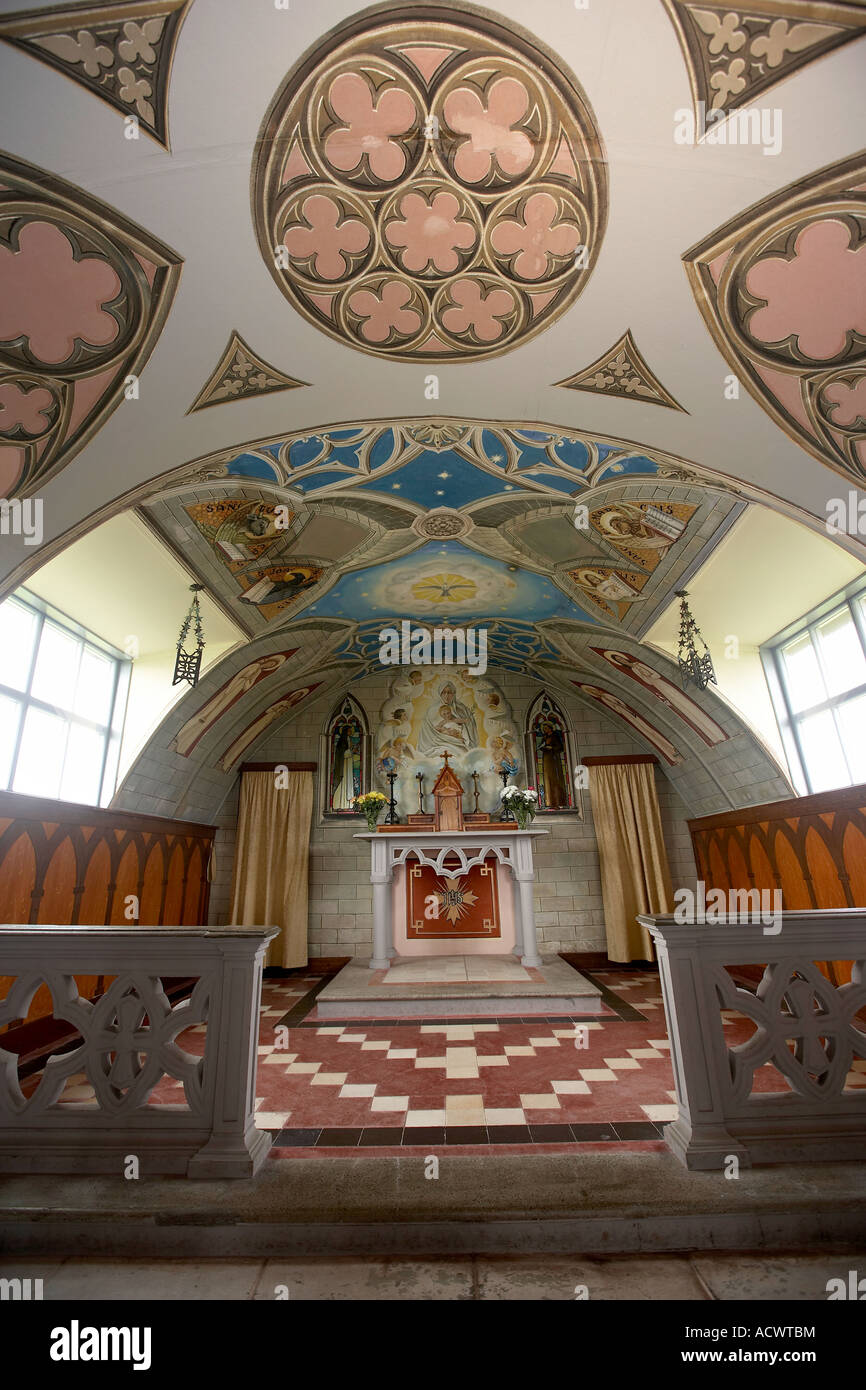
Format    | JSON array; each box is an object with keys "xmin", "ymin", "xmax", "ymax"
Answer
[
  {"xmin": 588, "ymin": 762, "xmax": 673, "ymax": 963},
  {"xmin": 228, "ymin": 769, "xmax": 313, "ymax": 968}
]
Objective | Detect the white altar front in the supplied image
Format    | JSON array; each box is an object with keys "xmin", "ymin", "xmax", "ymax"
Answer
[{"xmin": 356, "ymin": 828, "xmax": 548, "ymax": 970}]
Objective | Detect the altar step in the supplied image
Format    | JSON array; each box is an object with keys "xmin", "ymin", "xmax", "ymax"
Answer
[{"xmin": 315, "ymin": 953, "xmax": 603, "ymax": 1019}]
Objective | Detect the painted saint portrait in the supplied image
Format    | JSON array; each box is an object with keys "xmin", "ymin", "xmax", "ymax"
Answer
[
  {"xmin": 417, "ymin": 680, "xmax": 478, "ymax": 756},
  {"xmin": 569, "ymin": 566, "xmax": 648, "ymax": 621},
  {"xmin": 218, "ymin": 683, "xmax": 320, "ymax": 771},
  {"xmin": 530, "ymin": 696, "xmax": 572, "ymax": 809},
  {"xmin": 589, "ymin": 501, "xmax": 697, "ymax": 573},
  {"xmin": 185, "ymin": 500, "xmax": 290, "ymax": 569},
  {"xmin": 173, "ymin": 650, "xmax": 297, "ymax": 757},
  {"xmin": 375, "ymin": 668, "xmax": 520, "ymax": 816},
  {"xmin": 327, "ymin": 698, "xmax": 366, "ymax": 813},
  {"xmin": 590, "ymin": 648, "xmax": 728, "ymax": 746},
  {"xmin": 237, "ymin": 563, "xmax": 322, "ymax": 619},
  {"xmin": 574, "ymin": 682, "xmax": 682, "ymax": 765}
]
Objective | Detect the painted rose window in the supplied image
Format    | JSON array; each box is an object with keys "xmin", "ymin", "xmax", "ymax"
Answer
[{"xmin": 252, "ymin": 8, "xmax": 607, "ymax": 361}]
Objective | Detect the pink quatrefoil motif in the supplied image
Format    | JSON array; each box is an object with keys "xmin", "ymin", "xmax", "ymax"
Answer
[
  {"xmin": 443, "ymin": 77, "xmax": 534, "ymax": 183},
  {"xmin": 441, "ymin": 280, "xmax": 515, "ymax": 342},
  {"xmin": 283, "ymin": 195, "xmax": 370, "ymax": 280},
  {"xmin": 0, "ymin": 221, "xmax": 121, "ymax": 365},
  {"xmin": 385, "ymin": 191, "xmax": 476, "ymax": 274},
  {"xmin": 348, "ymin": 280, "xmax": 422, "ymax": 343},
  {"xmin": 746, "ymin": 219, "xmax": 866, "ymax": 361},
  {"xmin": 0, "ymin": 380, "xmax": 55, "ymax": 436},
  {"xmin": 491, "ymin": 192, "xmax": 580, "ymax": 280},
  {"xmin": 325, "ymin": 72, "xmax": 416, "ymax": 182}
]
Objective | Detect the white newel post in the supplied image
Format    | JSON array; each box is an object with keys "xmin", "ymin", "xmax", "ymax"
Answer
[
  {"xmin": 357, "ymin": 828, "xmax": 547, "ymax": 968},
  {"xmin": 187, "ymin": 932, "xmax": 274, "ymax": 1179},
  {"xmin": 0, "ymin": 924, "xmax": 278, "ymax": 1179},
  {"xmin": 638, "ymin": 910, "xmax": 866, "ymax": 1169}
]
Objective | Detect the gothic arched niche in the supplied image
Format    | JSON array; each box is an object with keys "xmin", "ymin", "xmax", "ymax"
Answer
[
  {"xmin": 325, "ymin": 695, "xmax": 368, "ymax": 814},
  {"xmin": 527, "ymin": 693, "xmax": 575, "ymax": 812}
]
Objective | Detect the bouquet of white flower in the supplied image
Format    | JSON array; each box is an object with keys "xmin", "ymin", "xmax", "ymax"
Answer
[{"xmin": 500, "ymin": 785, "xmax": 538, "ymax": 826}]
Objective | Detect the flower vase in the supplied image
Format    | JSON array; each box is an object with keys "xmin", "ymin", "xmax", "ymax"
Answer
[
  {"xmin": 513, "ymin": 804, "xmax": 529, "ymax": 830},
  {"xmin": 364, "ymin": 807, "xmax": 382, "ymax": 832}
]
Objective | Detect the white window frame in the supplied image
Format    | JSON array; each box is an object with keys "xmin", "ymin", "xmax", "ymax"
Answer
[
  {"xmin": 0, "ymin": 590, "xmax": 131, "ymax": 807},
  {"xmin": 761, "ymin": 577, "xmax": 866, "ymax": 795}
]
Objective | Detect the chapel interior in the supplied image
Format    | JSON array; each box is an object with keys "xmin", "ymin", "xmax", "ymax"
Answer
[{"xmin": 0, "ymin": 0, "xmax": 865, "ymax": 1305}]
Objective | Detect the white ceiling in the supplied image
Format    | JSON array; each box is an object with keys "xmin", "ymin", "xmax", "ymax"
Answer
[{"xmin": 0, "ymin": 0, "xmax": 864, "ymax": 597}]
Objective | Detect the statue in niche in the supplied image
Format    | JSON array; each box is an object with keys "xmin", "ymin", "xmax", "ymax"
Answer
[
  {"xmin": 530, "ymin": 697, "xmax": 572, "ymax": 810},
  {"xmin": 327, "ymin": 699, "xmax": 366, "ymax": 813},
  {"xmin": 417, "ymin": 680, "xmax": 478, "ymax": 756}
]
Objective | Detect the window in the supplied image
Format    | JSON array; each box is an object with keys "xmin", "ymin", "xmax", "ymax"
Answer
[
  {"xmin": 0, "ymin": 591, "xmax": 130, "ymax": 807},
  {"xmin": 762, "ymin": 579, "xmax": 866, "ymax": 794}
]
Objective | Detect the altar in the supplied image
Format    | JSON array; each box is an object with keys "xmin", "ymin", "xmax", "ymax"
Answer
[{"xmin": 356, "ymin": 827, "xmax": 548, "ymax": 969}]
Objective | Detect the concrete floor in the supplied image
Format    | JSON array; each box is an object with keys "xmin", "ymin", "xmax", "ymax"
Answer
[
  {"xmin": 3, "ymin": 1151, "xmax": 865, "ymax": 1258},
  {"xmin": 0, "ymin": 1251, "xmax": 862, "ymax": 1300}
]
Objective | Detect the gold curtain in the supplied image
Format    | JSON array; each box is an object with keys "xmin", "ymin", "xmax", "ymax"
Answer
[
  {"xmin": 588, "ymin": 761, "xmax": 673, "ymax": 963},
  {"xmin": 229, "ymin": 769, "xmax": 314, "ymax": 968}
]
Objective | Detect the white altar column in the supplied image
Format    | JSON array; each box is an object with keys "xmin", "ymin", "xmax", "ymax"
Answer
[
  {"xmin": 357, "ymin": 829, "xmax": 547, "ymax": 969},
  {"xmin": 369, "ymin": 834, "xmax": 392, "ymax": 969}
]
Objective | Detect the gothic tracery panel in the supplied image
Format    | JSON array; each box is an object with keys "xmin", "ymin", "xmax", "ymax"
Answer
[
  {"xmin": 0, "ymin": 152, "xmax": 182, "ymax": 500},
  {"xmin": 0, "ymin": 0, "xmax": 191, "ymax": 149},
  {"xmin": 252, "ymin": 7, "xmax": 608, "ymax": 361},
  {"xmin": 684, "ymin": 153, "xmax": 866, "ymax": 486},
  {"xmin": 663, "ymin": 0, "xmax": 866, "ymax": 122}
]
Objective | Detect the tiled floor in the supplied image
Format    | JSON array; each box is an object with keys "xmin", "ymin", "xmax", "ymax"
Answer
[
  {"xmin": 29, "ymin": 959, "xmax": 866, "ymax": 1152},
  {"xmin": 0, "ymin": 1252, "xmax": 860, "ymax": 1300}
]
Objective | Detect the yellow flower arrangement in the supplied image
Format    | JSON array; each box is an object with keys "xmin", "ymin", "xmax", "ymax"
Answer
[
  {"xmin": 354, "ymin": 789, "xmax": 387, "ymax": 829},
  {"xmin": 353, "ymin": 791, "xmax": 386, "ymax": 807}
]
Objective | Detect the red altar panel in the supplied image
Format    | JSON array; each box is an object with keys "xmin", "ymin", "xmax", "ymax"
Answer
[{"xmin": 406, "ymin": 855, "xmax": 501, "ymax": 940}]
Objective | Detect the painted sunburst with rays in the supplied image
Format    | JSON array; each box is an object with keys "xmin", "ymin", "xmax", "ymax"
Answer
[
  {"xmin": 434, "ymin": 874, "xmax": 479, "ymax": 925},
  {"xmin": 411, "ymin": 572, "xmax": 477, "ymax": 604}
]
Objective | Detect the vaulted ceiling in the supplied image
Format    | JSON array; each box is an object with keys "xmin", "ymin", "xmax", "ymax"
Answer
[{"xmin": 0, "ymin": 0, "xmax": 864, "ymax": 803}]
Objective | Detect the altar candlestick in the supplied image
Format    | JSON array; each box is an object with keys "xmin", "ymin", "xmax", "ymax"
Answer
[
  {"xmin": 499, "ymin": 767, "xmax": 512, "ymax": 821},
  {"xmin": 384, "ymin": 769, "xmax": 399, "ymax": 825}
]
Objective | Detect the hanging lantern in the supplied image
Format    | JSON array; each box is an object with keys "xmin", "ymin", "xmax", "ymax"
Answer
[
  {"xmin": 675, "ymin": 590, "xmax": 716, "ymax": 691},
  {"xmin": 173, "ymin": 584, "xmax": 206, "ymax": 687}
]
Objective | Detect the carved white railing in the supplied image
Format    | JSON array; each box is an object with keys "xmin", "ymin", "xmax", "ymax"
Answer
[
  {"xmin": 0, "ymin": 924, "xmax": 277, "ymax": 1178},
  {"xmin": 637, "ymin": 910, "xmax": 866, "ymax": 1169},
  {"xmin": 357, "ymin": 829, "xmax": 548, "ymax": 968}
]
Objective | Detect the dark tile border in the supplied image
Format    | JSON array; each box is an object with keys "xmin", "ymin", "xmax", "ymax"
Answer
[
  {"xmin": 273, "ymin": 962, "xmax": 346, "ymax": 1028},
  {"xmin": 558, "ymin": 960, "xmax": 652, "ymax": 1023},
  {"xmin": 270, "ymin": 1121, "xmax": 667, "ymax": 1150}
]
